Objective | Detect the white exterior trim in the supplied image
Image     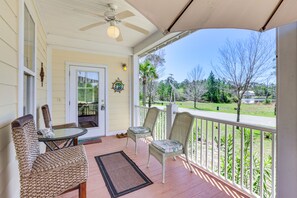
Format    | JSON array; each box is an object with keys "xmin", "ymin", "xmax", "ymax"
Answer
[
  {"xmin": 18, "ymin": 0, "xmax": 37, "ymax": 121},
  {"xmin": 47, "ymin": 47, "xmax": 52, "ymax": 110},
  {"xmin": 277, "ymin": 22, "xmax": 297, "ymax": 197},
  {"xmin": 65, "ymin": 62, "xmax": 109, "ymax": 135},
  {"xmin": 18, "ymin": 0, "xmax": 25, "ymax": 117},
  {"xmin": 131, "ymin": 55, "xmax": 140, "ymax": 126}
]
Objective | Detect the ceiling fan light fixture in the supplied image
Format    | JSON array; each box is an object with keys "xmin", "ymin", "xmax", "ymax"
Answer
[{"xmin": 107, "ymin": 25, "xmax": 120, "ymax": 39}]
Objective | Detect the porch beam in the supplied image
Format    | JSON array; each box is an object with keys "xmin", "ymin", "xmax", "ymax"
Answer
[{"xmin": 133, "ymin": 31, "xmax": 188, "ymax": 56}]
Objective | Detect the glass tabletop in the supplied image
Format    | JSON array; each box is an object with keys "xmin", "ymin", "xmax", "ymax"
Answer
[{"xmin": 38, "ymin": 127, "xmax": 87, "ymax": 141}]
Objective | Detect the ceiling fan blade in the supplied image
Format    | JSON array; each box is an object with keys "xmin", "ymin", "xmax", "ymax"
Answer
[
  {"xmin": 116, "ymin": 31, "xmax": 123, "ymax": 42},
  {"xmin": 73, "ymin": 8, "xmax": 105, "ymax": 18},
  {"xmin": 116, "ymin": 10, "xmax": 134, "ymax": 20},
  {"xmin": 123, "ymin": 22, "xmax": 149, "ymax": 35},
  {"xmin": 79, "ymin": 21, "xmax": 105, "ymax": 31}
]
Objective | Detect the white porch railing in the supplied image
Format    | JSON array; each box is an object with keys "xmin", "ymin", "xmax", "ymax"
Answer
[{"xmin": 135, "ymin": 105, "xmax": 276, "ymax": 198}]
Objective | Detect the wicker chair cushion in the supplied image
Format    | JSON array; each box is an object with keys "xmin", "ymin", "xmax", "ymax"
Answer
[
  {"xmin": 128, "ymin": 126, "xmax": 150, "ymax": 134},
  {"xmin": 32, "ymin": 145, "xmax": 87, "ymax": 174},
  {"xmin": 152, "ymin": 140, "xmax": 183, "ymax": 153}
]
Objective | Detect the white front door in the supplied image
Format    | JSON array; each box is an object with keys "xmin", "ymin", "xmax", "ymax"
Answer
[{"xmin": 68, "ymin": 65, "xmax": 106, "ymax": 137}]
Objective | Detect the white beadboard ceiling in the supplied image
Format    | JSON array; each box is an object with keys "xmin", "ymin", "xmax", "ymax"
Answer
[{"xmin": 36, "ymin": 0, "xmax": 158, "ymax": 50}]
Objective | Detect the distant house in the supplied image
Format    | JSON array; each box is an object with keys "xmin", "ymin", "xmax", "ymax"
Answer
[{"xmin": 242, "ymin": 91, "xmax": 255, "ymax": 104}]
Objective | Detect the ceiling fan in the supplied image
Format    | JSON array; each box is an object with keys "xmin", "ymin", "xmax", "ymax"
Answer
[{"xmin": 78, "ymin": 3, "xmax": 149, "ymax": 42}]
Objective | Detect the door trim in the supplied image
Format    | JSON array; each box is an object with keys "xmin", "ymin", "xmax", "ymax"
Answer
[{"xmin": 65, "ymin": 62, "xmax": 108, "ymax": 135}]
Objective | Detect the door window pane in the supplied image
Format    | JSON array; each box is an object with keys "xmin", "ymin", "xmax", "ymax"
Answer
[
  {"xmin": 24, "ymin": 5, "xmax": 35, "ymax": 71},
  {"xmin": 77, "ymin": 71, "xmax": 99, "ymax": 128}
]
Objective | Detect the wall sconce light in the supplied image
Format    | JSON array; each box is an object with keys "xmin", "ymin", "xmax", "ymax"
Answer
[
  {"xmin": 122, "ymin": 63, "xmax": 127, "ymax": 71},
  {"xmin": 40, "ymin": 62, "xmax": 44, "ymax": 87}
]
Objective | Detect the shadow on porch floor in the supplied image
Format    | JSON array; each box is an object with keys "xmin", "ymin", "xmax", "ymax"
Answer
[{"xmin": 58, "ymin": 136, "xmax": 249, "ymax": 198}]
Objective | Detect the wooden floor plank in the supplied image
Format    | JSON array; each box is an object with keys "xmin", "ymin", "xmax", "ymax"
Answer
[{"xmin": 59, "ymin": 136, "xmax": 249, "ymax": 198}]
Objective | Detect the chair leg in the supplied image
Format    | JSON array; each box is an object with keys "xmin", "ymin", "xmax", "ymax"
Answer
[
  {"xmin": 186, "ymin": 154, "xmax": 193, "ymax": 173},
  {"xmin": 147, "ymin": 153, "xmax": 151, "ymax": 168},
  {"xmin": 135, "ymin": 140, "xmax": 138, "ymax": 154},
  {"xmin": 79, "ymin": 182, "xmax": 86, "ymax": 198},
  {"xmin": 162, "ymin": 158, "xmax": 166, "ymax": 184},
  {"xmin": 126, "ymin": 136, "xmax": 129, "ymax": 147}
]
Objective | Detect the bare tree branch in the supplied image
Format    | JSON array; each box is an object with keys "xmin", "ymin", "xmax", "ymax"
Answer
[{"xmin": 214, "ymin": 32, "xmax": 275, "ymax": 122}]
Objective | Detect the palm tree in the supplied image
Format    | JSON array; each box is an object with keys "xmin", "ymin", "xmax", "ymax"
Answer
[{"xmin": 139, "ymin": 60, "xmax": 158, "ymax": 106}]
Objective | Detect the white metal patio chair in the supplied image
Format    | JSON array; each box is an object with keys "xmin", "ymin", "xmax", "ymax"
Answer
[
  {"xmin": 126, "ymin": 107, "xmax": 160, "ymax": 154},
  {"xmin": 147, "ymin": 112, "xmax": 194, "ymax": 183}
]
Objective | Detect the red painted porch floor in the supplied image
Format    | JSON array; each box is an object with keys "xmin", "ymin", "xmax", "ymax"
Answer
[{"xmin": 58, "ymin": 136, "xmax": 250, "ymax": 198}]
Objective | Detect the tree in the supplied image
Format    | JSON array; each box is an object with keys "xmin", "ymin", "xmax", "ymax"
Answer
[
  {"xmin": 145, "ymin": 49, "xmax": 166, "ymax": 77},
  {"xmin": 141, "ymin": 49, "xmax": 166, "ymax": 106},
  {"xmin": 214, "ymin": 33, "xmax": 275, "ymax": 122},
  {"xmin": 186, "ymin": 65, "xmax": 206, "ymax": 108},
  {"xmin": 147, "ymin": 81, "xmax": 158, "ymax": 107},
  {"xmin": 205, "ymin": 71, "xmax": 220, "ymax": 103},
  {"xmin": 139, "ymin": 60, "xmax": 158, "ymax": 106}
]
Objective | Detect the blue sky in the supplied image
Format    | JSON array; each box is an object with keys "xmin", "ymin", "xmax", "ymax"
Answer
[{"xmin": 158, "ymin": 28, "xmax": 276, "ymax": 82}]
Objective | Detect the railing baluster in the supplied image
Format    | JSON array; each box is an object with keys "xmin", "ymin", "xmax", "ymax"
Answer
[
  {"xmin": 196, "ymin": 118, "xmax": 199, "ymax": 164},
  {"xmin": 212, "ymin": 121, "xmax": 214, "ymax": 172},
  {"xmin": 161, "ymin": 112, "xmax": 163, "ymax": 140},
  {"xmin": 218, "ymin": 123, "xmax": 221, "ymax": 176},
  {"xmin": 272, "ymin": 132, "xmax": 276, "ymax": 198},
  {"xmin": 158, "ymin": 113, "xmax": 160, "ymax": 140},
  {"xmin": 200, "ymin": 119, "xmax": 203, "ymax": 166},
  {"xmin": 205, "ymin": 120, "xmax": 208, "ymax": 169},
  {"xmin": 190, "ymin": 119, "xmax": 194, "ymax": 161},
  {"xmin": 241, "ymin": 127, "xmax": 244, "ymax": 187},
  {"xmin": 163, "ymin": 112, "xmax": 165, "ymax": 140},
  {"xmin": 250, "ymin": 129, "xmax": 253, "ymax": 194},
  {"xmin": 232, "ymin": 125, "xmax": 235, "ymax": 184},
  {"xmin": 260, "ymin": 130, "xmax": 264, "ymax": 197},
  {"xmin": 225, "ymin": 124, "xmax": 227, "ymax": 179},
  {"xmin": 156, "ymin": 114, "xmax": 159, "ymax": 140}
]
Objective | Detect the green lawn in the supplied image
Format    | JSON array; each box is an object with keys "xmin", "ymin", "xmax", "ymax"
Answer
[{"xmin": 154, "ymin": 101, "xmax": 276, "ymax": 117}]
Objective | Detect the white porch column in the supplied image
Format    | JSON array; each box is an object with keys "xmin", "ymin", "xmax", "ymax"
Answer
[
  {"xmin": 166, "ymin": 103, "xmax": 178, "ymax": 138},
  {"xmin": 277, "ymin": 22, "xmax": 297, "ymax": 198},
  {"xmin": 131, "ymin": 55, "xmax": 140, "ymax": 126}
]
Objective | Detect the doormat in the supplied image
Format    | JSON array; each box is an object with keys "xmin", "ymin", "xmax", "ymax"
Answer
[
  {"xmin": 95, "ymin": 151, "xmax": 153, "ymax": 198},
  {"xmin": 78, "ymin": 136, "xmax": 102, "ymax": 145}
]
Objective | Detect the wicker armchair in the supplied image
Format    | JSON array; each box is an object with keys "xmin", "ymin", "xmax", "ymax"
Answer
[
  {"xmin": 126, "ymin": 107, "xmax": 160, "ymax": 154},
  {"xmin": 147, "ymin": 112, "xmax": 194, "ymax": 183},
  {"xmin": 42, "ymin": 104, "xmax": 77, "ymax": 150},
  {"xmin": 11, "ymin": 114, "xmax": 88, "ymax": 198}
]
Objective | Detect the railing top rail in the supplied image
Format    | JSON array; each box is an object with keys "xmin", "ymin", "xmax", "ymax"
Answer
[
  {"xmin": 135, "ymin": 105, "xmax": 276, "ymax": 133},
  {"xmin": 190, "ymin": 113, "xmax": 276, "ymax": 133},
  {"xmin": 135, "ymin": 105, "xmax": 149, "ymax": 109},
  {"xmin": 135, "ymin": 105, "xmax": 166, "ymax": 113}
]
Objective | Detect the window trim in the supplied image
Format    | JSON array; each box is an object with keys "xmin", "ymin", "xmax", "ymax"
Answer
[{"xmin": 18, "ymin": 0, "xmax": 37, "ymax": 119}]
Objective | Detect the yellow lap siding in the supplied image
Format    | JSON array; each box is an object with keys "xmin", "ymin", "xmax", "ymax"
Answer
[
  {"xmin": 0, "ymin": 0, "xmax": 18, "ymax": 32},
  {"xmin": 0, "ymin": 39, "xmax": 18, "ymax": 67},
  {"xmin": 0, "ymin": 17, "xmax": 17, "ymax": 50}
]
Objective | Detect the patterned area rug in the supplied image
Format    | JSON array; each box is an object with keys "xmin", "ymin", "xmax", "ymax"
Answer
[{"xmin": 95, "ymin": 151, "xmax": 153, "ymax": 198}]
